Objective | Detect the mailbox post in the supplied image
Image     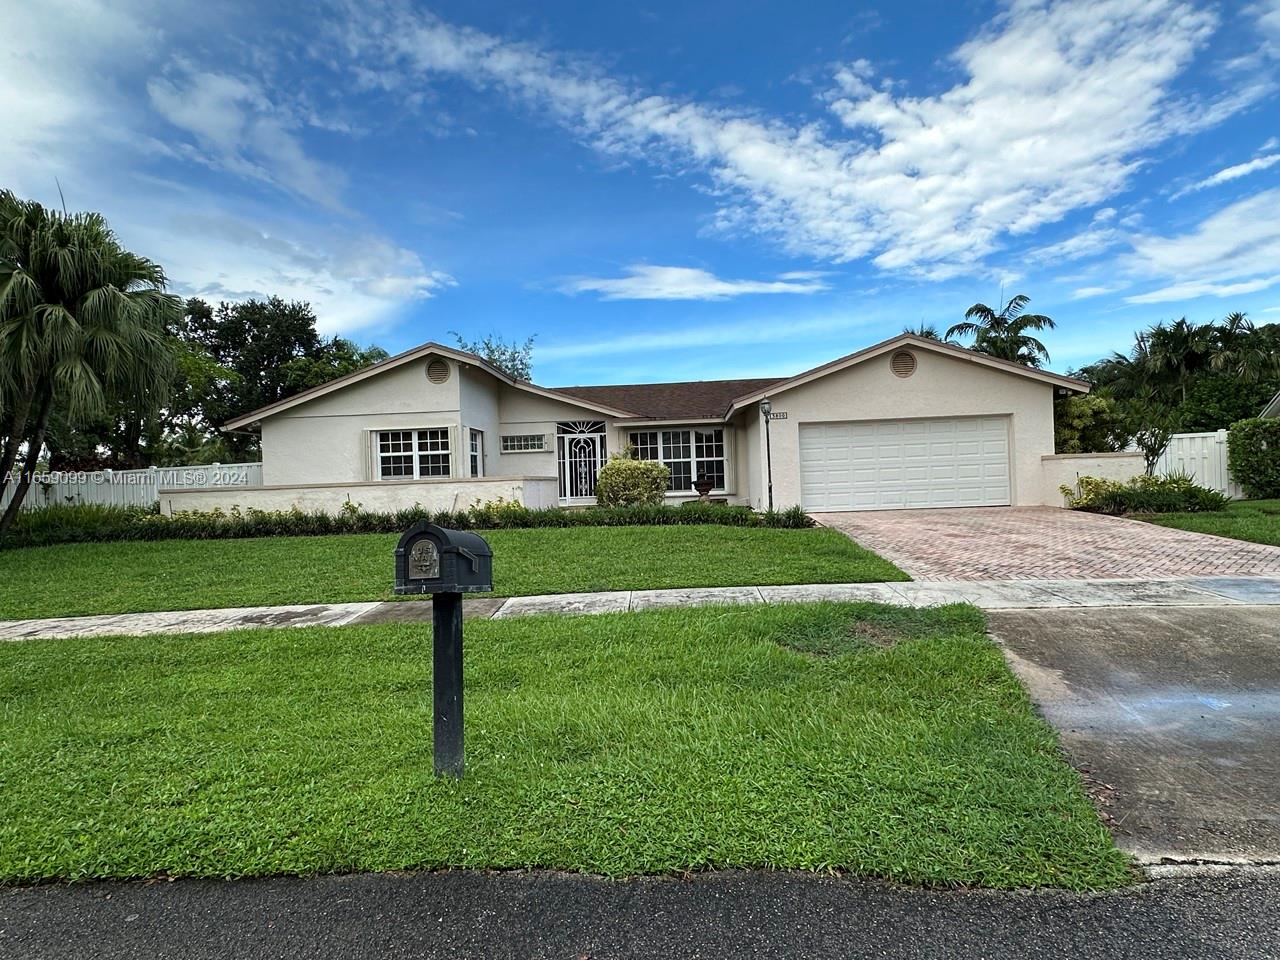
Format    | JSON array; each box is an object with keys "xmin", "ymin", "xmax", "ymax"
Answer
[{"xmin": 394, "ymin": 521, "xmax": 493, "ymax": 778}]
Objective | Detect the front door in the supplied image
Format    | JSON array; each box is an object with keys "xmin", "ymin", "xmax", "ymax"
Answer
[{"xmin": 557, "ymin": 421, "xmax": 606, "ymax": 502}]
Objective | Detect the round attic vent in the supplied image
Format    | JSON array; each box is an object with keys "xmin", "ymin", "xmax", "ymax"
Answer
[
  {"xmin": 426, "ymin": 358, "xmax": 450, "ymax": 384},
  {"xmin": 890, "ymin": 349, "xmax": 917, "ymax": 378}
]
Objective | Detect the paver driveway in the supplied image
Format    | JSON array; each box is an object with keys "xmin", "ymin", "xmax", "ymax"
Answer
[{"xmin": 814, "ymin": 506, "xmax": 1280, "ymax": 581}]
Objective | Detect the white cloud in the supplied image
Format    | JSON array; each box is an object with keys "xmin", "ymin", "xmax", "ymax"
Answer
[
  {"xmin": 147, "ymin": 61, "xmax": 347, "ymax": 210},
  {"xmin": 342, "ymin": 0, "xmax": 1256, "ymax": 278},
  {"xmin": 0, "ymin": 0, "xmax": 453, "ymax": 336},
  {"xmin": 1171, "ymin": 151, "xmax": 1280, "ymax": 198},
  {"xmin": 126, "ymin": 207, "xmax": 455, "ymax": 335},
  {"xmin": 1124, "ymin": 189, "xmax": 1280, "ymax": 303},
  {"xmin": 1071, "ymin": 283, "xmax": 1129, "ymax": 300},
  {"xmin": 560, "ymin": 265, "xmax": 830, "ymax": 301}
]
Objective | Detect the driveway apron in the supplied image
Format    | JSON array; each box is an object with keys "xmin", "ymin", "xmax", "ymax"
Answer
[{"xmin": 988, "ymin": 605, "xmax": 1280, "ymax": 866}]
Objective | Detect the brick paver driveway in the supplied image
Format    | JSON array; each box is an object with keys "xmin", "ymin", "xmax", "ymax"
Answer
[{"xmin": 815, "ymin": 506, "xmax": 1280, "ymax": 580}]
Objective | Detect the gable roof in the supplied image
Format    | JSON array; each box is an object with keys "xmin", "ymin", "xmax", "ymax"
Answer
[
  {"xmin": 724, "ymin": 333, "xmax": 1090, "ymax": 415},
  {"xmin": 552, "ymin": 378, "xmax": 784, "ymax": 420},
  {"xmin": 221, "ymin": 341, "xmax": 638, "ymax": 431},
  {"xmin": 223, "ymin": 332, "xmax": 1091, "ymax": 432},
  {"xmin": 1263, "ymin": 389, "xmax": 1280, "ymax": 419}
]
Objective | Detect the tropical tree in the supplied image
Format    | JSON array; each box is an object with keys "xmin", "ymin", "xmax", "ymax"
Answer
[
  {"xmin": 902, "ymin": 323, "xmax": 942, "ymax": 340},
  {"xmin": 0, "ymin": 190, "xmax": 180, "ymax": 537},
  {"xmin": 945, "ymin": 294, "xmax": 1056, "ymax": 367},
  {"xmin": 1210, "ymin": 311, "xmax": 1279, "ymax": 383}
]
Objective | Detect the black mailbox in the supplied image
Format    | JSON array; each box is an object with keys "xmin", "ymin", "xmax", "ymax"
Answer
[{"xmin": 394, "ymin": 521, "xmax": 493, "ymax": 595}]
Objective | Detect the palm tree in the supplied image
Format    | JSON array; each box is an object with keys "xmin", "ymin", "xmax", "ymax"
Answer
[
  {"xmin": 1210, "ymin": 311, "xmax": 1278, "ymax": 382},
  {"xmin": 902, "ymin": 323, "xmax": 942, "ymax": 340},
  {"xmin": 1144, "ymin": 317, "xmax": 1213, "ymax": 403},
  {"xmin": 945, "ymin": 294, "xmax": 1056, "ymax": 367},
  {"xmin": 0, "ymin": 191, "xmax": 180, "ymax": 537}
]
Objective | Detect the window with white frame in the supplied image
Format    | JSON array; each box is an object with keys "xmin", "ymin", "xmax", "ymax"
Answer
[
  {"xmin": 627, "ymin": 428, "xmax": 726, "ymax": 492},
  {"xmin": 501, "ymin": 434, "xmax": 546, "ymax": 453},
  {"xmin": 469, "ymin": 429, "xmax": 483, "ymax": 478},
  {"xmin": 376, "ymin": 429, "xmax": 451, "ymax": 480}
]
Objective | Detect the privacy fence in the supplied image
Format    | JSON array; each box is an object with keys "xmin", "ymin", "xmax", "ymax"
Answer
[
  {"xmin": 0, "ymin": 463, "xmax": 264, "ymax": 513},
  {"xmin": 1157, "ymin": 430, "xmax": 1243, "ymax": 499}
]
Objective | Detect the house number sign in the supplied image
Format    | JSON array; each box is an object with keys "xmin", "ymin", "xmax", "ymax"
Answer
[{"xmin": 408, "ymin": 538, "xmax": 440, "ymax": 579}]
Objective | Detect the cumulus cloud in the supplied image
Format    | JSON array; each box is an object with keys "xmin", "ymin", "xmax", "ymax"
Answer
[
  {"xmin": 560, "ymin": 265, "xmax": 830, "ymax": 301},
  {"xmin": 340, "ymin": 0, "xmax": 1257, "ymax": 278},
  {"xmin": 1124, "ymin": 190, "xmax": 1280, "ymax": 303},
  {"xmin": 1, "ymin": 0, "xmax": 453, "ymax": 335}
]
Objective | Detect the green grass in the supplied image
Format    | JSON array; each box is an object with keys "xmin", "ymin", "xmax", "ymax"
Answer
[
  {"xmin": 0, "ymin": 526, "xmax": 905, "ymax": 620},
  {"xmin": 1142, "ymin": 498, "xmax": 1280, "ymax": 546},
  {"xmin": 0, "ymin": 602, "xmax": 1128, "ymax": 889}
]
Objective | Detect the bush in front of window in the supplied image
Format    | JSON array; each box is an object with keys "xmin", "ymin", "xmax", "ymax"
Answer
[{"xmin": 594, "ymin": 452, "xmax": 671, "ymax": 507}]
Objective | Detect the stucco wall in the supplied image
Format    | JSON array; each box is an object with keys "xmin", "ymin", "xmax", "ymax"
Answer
[
  {"xmin": 1040, "ymin": 452, "xmax": 1146, "ymax": 506},
  {"xmin": 740, "ymin": 410, "xmax": 763, "ymax": 509},
  {"xmin": 159, "ymin": 476, "xmax": 560, "ymax": 516},
  {"xmin": 260, "ymin": 354, "xmax": 463, "ymax": 486},
  {"xmin": 459, "ymin": 365, "xmax": 501, "ymax": 477},
  {"xmin": 752, "ymin": 348, "xmax": 1058, "ymax": 509},
  {"xmin": 485, "ymin": 385, "xmax": 604, "ymax": 480}
]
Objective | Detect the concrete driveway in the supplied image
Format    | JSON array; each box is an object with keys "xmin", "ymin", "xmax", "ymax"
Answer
[
  {"xmin": 815, "ymin": 506, "xmax": 1280, "ymax": 580},
  {"xmin": 988, "ymin": 606, "xmax": 1280, "ymax": 866}
]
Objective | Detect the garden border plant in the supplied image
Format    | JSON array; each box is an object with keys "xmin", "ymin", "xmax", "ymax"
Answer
[
  {"xmin": 1060, "ymin": 472, "xmax": 1229, "ymax": 515},
  {"xmin": 3, "ymin": 498, "xmax": 814, "ymax": 550}
]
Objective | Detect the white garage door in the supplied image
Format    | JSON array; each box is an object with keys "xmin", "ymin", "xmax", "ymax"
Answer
[{"xmin": 799, "ymin": 416, "xmax": 1011, "ymax": 511}]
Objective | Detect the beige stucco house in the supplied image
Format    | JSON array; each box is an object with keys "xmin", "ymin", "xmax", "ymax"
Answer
[{"xmin": 160, "ymin": 333, "xmax": 1116, "ymax": 515}]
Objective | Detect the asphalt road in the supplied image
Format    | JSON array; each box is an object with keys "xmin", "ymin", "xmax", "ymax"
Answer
[{"xmin": 3, "ymin": 869, "xmax": 1278, "ymax": 960}]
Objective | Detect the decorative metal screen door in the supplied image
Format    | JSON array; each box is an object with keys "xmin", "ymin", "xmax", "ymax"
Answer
[{"xmin": 557, "ymin": 422, "xmax": 606, "ymax": 501}]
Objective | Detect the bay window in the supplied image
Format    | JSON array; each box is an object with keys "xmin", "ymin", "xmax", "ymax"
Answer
[
  {"xmin": 376, "ymin": 428, "xmax": 451, "ymax": 480},
  {"xmin": 627, "ymin": 427, "xmax": 726, "ymax": 492}
]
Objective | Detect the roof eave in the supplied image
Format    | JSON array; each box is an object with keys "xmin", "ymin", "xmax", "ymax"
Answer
[
  {"xmin": 220, "ymin": 340, "xmax": 638, "ymax": 431},
  {"xmin": 723, "ymin": 334, "xmax": 1090, "ymax": 416}
]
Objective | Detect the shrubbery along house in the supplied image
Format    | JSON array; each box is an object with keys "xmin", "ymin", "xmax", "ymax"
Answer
[{"xmin": 159, "ymin": 333, "xmax": 1136, "ymax": 516}]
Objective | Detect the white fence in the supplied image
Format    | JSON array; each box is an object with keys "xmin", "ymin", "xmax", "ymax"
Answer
[
  {"xmin": 1157, "ymin": 430, "xmax": 1243, "ymax": 498},
  {"xmin": 0, "ymin": 462, "xmax": 264, "ymax": 513}
]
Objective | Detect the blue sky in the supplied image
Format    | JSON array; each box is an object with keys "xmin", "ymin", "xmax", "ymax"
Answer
[{"xmin": 4, "ymin": 0, "xmax": 1279, "ymax": 386}]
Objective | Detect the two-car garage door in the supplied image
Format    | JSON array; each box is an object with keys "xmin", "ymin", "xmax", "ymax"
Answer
[{"xmin": 799, "ymin": 416, "xmax": 1011, "ymax": 511}]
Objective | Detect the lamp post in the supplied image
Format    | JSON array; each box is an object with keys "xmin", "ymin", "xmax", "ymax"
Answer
[{"xmin": 760, "ymin": 397, "xmax": 774, "ymax": 512}]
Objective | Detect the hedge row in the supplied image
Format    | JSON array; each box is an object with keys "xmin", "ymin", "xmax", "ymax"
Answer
[
  {"xmin": 3, "ymin": 500, "xmax": 815, "ymax": 550},
  {"xmin": 1228, "ymin": 418, "xmax": 1280, "ymax": 500}
]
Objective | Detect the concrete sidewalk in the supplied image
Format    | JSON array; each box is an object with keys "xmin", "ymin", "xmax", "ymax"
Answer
[{"xmin": 3, "ymin": 575, "xmax": 1279, "ymax": 642}]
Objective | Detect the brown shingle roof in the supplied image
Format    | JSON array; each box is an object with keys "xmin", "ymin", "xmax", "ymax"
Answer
[{"xmin": 551, "ymin": 378, "xmax": 785, "ymax": 420}]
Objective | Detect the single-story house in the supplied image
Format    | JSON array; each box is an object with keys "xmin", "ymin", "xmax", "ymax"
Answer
[
  {"xmin": 1262, "ymin": 389, "xmax": 1280, "ymax": 419},
  {"xmin": 160, "ymin": 333, "xmax": 1140, "ymax": 515}
]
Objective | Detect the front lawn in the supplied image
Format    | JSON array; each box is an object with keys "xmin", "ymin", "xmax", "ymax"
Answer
[
  {"xmin": 0, "ymin": 602, "xmax": 1128, "ymax": 888},
  {"xmin": 0, "ymin": 526, "xmax": 905, "ymax": 621},
  {"xmin": 1143, "ymin": 498, "xmax": 1280, "ymax": 546}
]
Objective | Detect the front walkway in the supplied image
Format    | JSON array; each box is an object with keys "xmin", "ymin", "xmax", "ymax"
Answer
[
  {"xmin": 814, "ymin": 507, "xmax": 1280, "ymax": 581},
  {"xmin": 3, "ymin": 576, "xmax": 1279, "ymax": 641}
]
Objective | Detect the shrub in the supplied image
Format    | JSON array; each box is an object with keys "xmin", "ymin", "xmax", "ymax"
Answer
[
  {"xmin": 2, "ymin": 497, "xmax": 814, "ymax": 549},
  {"xmin": 1060, "ymin": 472, "xmax": 1230, "ymax": 515},
  {"xmin": 1228, "ymin": 418, "xmax": 1280, "ymax": 500},
  {"xmin": 594, "ymin": 453, "xmax": 670, "ymax": 507}
]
